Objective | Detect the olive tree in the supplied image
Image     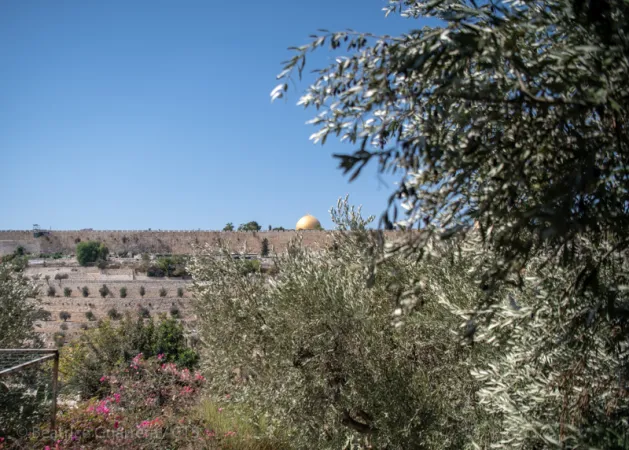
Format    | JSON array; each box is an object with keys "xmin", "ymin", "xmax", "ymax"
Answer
[
  {"xmin": 189, "ymin": 198, "xmax": 497, "ymax": 449},
  {"xmin": 274, "ymin": 1, "xmax": 629, "ymax": 447},
  {"xmin": 0, "ymin": 262, "xmax": 42, "ymax": 347},
  {"xmin": 0, "ymin": 262, "xmax": 48, "ymax": 437}
]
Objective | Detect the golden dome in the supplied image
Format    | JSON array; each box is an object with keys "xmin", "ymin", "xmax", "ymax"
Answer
[{"xmin": 296, "ymin": 214, "xmax": 321, "ymax": 231}]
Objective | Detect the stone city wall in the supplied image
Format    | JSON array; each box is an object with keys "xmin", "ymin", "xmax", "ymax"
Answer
[{"xmin": 0, "ymin": 230, "xmax": 384, "ymax": 256}]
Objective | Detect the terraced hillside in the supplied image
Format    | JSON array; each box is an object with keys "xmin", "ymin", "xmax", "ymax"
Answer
[{"xmin": 26, "ymin": 257, "xmax": 196, "ymax": 347}]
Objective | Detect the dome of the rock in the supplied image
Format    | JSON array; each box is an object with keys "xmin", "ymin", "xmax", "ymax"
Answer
[{"xmin": 296, "ymin": 214, "xmax": 321, "ymax": 231}]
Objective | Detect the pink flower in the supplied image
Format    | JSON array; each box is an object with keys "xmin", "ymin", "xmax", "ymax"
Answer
[
  {"xmin": 99, "ymin": 376, "xmax": 108, "ymax": 383},
  {"xmin": 224, "ymin": 431, "xmax": 236, "ymax": 437},
  {"xmin": 157, "ymin": 353, "xmax": 165, "ymax": 361},
  {"xmin": 180, "ymin": 386, "xmax": 194, "ymax": 395},
  {"xmin": 204, "ymin": 430, "xmax": 216, "ymax": 438},
  {"xmin": 44, "ymin": 447, "xmax": 50, "ymax": 450},
  {"xmin": 194, "ymin": 372, "xmax": 206, "ymax": 382},
  {"xmin": 114, "ymin": 421, "xmax": 119, "ymax": 429},
  {"xmin": 136, "ymin": 417, "xmax": 162, "ymax": 429},
  {"xmin": 218, "ymin": 408, "xmax": 223, "ymax": 413}
]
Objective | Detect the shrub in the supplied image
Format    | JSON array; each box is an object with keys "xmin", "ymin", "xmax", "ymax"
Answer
[
  {"xmin": 81, "ymin": 286, "xmax": 89, "ymax": 297},
  {"xmin": 54, "ymin": 273, "xmax": 69, "ymax": 280},
  {"xmin": 169, "ymin": 306, "xmax": 180, "ymax": 318},
  {"xmin": 261, "ymin": 238, "xmax": 269, "ymax": 257},
  {"xmin": 154, "ymin": 256, "xmax": 189, "ymax": 278},
  {"xmin": 139, "ymin": 286, "xmax": 146, "ymax": 297},
  {"xmin": 238, "ymin": 259, "xmax": 260, "ymax": 275},
  {"xmin": 137, "ymin": 306, "xmax": 151, "ymax": 319},
  {"xmin": 60, "ymin": 323, "xmax": 68, "ymax": 331},
  {"xmin": 119, "ymin": 286, "xmax": 127, "ymax": 298},
  {"xmin": 107, "ymin": 308, "xmax": 121, "ymax": 320},
  {"xmin": 159, "ymin": 287, "xmax": 167, "ymax": 297},
  {"xmin": 147, "ymin": 265, "xmax": 165, "ymax": 277},
  {"xmin": 85, "ymin": 311, "xmax": 96, "ymax": 321},
  {"xmin": 40, "ymin": 354, "xmax": 207, "ymax": 449},
  {"xmin": 37, "ymin": 310, "xmax": 52, "ymax": 321},
  {"xmin": 188, "ymin": 203, "xmax": 496, "ymax": 448},
  {"xmin": 237, "ymin": 221, "xmax": 261, "ymax": 231},
  {"xmin": 47, "ymin": 285, "xmax": 56, "ymax": 297},
  {"xmin": 59, "ymin": 311, "xmax": 71, "ymax": 322},
  {"xmin": 177, "ymin": 287, "xmax": 184, "ymax": 298},
  {"xmin": 96, "ymin": 259, "xmax": 108, "ymax": 270},
  {"xmin": 53, "ymin": 332, "xmax": 66, "ymax": 347},
  {"xmin": 0, "ymin": 239, "xmax": 49, "ymax": 438},
  {"xmin": 60, "ymin": 315, "xmax": 200, "ymax": 399},
  {"xmin": 63, "ymin": 287, "xmax": 72, "ymax": 297},
  {"xmin": 76, "ymin": 241, "xmax": 109, "ymax": 266},
  {"xmin": 99, "ymin": 284, "xmax": 110, "ymax": 298}
]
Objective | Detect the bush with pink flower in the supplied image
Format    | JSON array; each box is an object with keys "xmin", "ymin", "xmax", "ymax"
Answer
[{"xmin": 26, "ymin": 354, "xmax": 216, "ymax": 449}]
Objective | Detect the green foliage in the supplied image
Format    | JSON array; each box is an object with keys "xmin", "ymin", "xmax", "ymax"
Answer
[
  {"xmin": 63, "ymin": 287, "xmax": 72, "ymax": 297},
  {"xmin": 60, "ymin": 315, "xmax": 199, "ymax": 399},
  {"xmin": 261, "ymin": 238, "xmax": 269, "ymax": 257},
  {"xmin": 189, "ymin": 200, "xmax": 497, "ymax": 448},
  {"xmin": 81, "ymin": 286, "xmax": 89, "ymax": 297},
  {"xmin": 0, "ymin": 262, "xmax": 43, "ymax": 347},
  {"xmin": 119, "ymin": 286, "xmax": 127, "ymax": 298},
  {"xmin": 275, "ymin": 2, "xmax": 629, "ymax": 446},
  {"xmin": 39, "ymin": 354, "xmax": 209, "ymax": 449},
  {"xmin": 139, "ymin": 285, "xmax": 146, "ymax": 297},
  {"xmin": 1, "ymin": 253, "xmax": 29, "ymax": 271},
  {"xmin": 152, "ymin": 255, "xmax": 188, "ymax": 277},
  {"xmin": 85, "ymin": 311, "xmax": 96, "ymax": 321},
  {"xmin": 169, "ymin": 306, "xmax": 180, "ymax": 318},
  {"xmin": 177, "ymin": 287, "xmax": 184, "ymax": 298},
  {"xmin": 159, "ymin": 287, "xmax": 167, "ymax": 297},
  {"xmin": 76, "ymin": 241, "xmax": 109, "ymax": 266},
  {"xmin": 59, "ymin": 311, "xmax": 71, "ymax": 322},
  {"xmin": 238, "ymin": 221, "xmax": 262, "ymax": 232},
  {"xmin": 138, "ymin": 306, "xmax": 151, "ymax": 319},
  {"xmin": 237, "ymin": 259, "xmax": 260, "ymax": 275},
  {"xmin": 37, "ymin": 310, "xmax": 52, "ymax": 321},
  {"xmin": 223, "ymin": 222, "xmax": 234, "ymax": 231},
  {"xmin": 47, "ymin": 285, "xmax": 56, "ymax": 297},
  {"xmin": 54, "ymin": 273, "xmax": 69, "ymax": 280},
  {"xmin": 99, "ymin": 284, "xmax": 110, "ymax": 298},
  {"xmin": 107, "ymin": 308, "xmax": 121, "ymax": 320},
  {"xmin": 60, "ymin": 323, "xmax": 68, "ymax": 331},
  {"xmin": 53, "ymin": 331, "xmax": 66, "ymax": 347}
]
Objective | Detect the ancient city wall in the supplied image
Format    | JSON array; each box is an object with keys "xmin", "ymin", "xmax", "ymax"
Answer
[{"xmin": 0, "ymin": 230, "xmax": 393, "ymax": 256}]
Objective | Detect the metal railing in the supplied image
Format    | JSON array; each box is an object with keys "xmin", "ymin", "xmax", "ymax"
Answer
[{"xmin": 0, "ymin": 348, "xmax": 59, "ymax": 431}]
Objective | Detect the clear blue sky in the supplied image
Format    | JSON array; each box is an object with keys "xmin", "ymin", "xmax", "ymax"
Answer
[{"xmin": 0, "ymin": 0, "xmax": 421, "ymax": 230}]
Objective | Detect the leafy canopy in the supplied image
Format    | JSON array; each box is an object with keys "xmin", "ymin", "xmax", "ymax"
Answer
[
  {"xmin": 76, "ymin": 241, "xmax": 109, "ymax": 266},
  {"xmin": 274, "ymin": 1, "xmax": 629, "ymax": 447},
  {"xmin": 238, "ymin": 221, "xmax": 262, "ymax": 232},
  {"xmin": 275, "ymin": 0, "xmax": 629, "ymax": 288}
]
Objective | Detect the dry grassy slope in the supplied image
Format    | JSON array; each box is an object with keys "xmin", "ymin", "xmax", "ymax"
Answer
[{"xmin": 28, "ymin": 259, "xmax": 194, "ymax": 347}]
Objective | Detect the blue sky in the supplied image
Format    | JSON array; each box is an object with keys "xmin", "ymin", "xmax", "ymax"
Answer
[{"xmin": 0, "ymin": 0, "xmax": 420, "ymax": 230}]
